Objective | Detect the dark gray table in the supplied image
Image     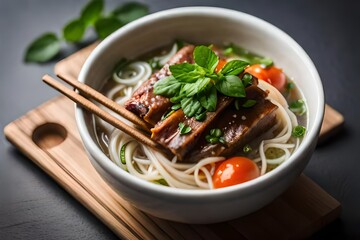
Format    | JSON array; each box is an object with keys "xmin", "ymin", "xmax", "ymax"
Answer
[{"xmin": 1, "ymin": 0, "xmax": 359, "ymax": 239}]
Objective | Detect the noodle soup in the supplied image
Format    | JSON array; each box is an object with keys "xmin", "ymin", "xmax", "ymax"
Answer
[{"xmin": 93, "ymin": 42, "xmax": 307, "ymax": 189}]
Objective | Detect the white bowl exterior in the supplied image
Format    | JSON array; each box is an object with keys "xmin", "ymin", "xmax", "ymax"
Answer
[{"xmin": 76, "ymin": 7, "xmax": 324, "ymax": 223}]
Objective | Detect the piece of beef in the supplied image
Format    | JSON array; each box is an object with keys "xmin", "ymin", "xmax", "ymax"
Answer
[
  {"xmin": 185, "ymin": 85, "xmax": 278, "ymax": 162},
  {"xmin": 151, "ymin": 96, "xmax": 233, "ymax": 160},
  {"xmin": 125, "ymin": 45, "xmax": 195, "ymax": 126}
]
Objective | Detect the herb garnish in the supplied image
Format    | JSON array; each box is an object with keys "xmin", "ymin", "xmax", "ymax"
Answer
[
  {"xmin": 154, "ymin": 45, "xmax": 249, "ymax": 119},
  {"xmin": 243, "ymin": 144, "xmax": 252, "ymax": 153},
  {"xmin": 205, "ymin": 128, "xmax": 226, "ymax": 144},
  {"xmin": 178, "ymin": 122, "xmax": 192, "ymax": 135},
  {"xmin": 242, "ymin": 99, "xmax": 257, "ymax": 108},
  {"xmin": 25, "ymin": 0, "xmax": 148, "ymax": 63},
  {"xmin": 223, "ymin": 43, "xmax": 273, "ymax": 67},
  {"xmin": 292, "ymin": 125, "xmax": 306, "ymax": 137},
  {"xmin": 289, "ymin": 99, "xmax": 306, "ymax": 116}
]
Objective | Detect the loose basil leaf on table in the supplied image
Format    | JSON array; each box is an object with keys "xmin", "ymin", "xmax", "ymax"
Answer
[
  {"xmin": 24, "ymin": 33, "xmax": 60, "ymax": 63},
  {"xmin": 63, "ymin": 19, "xmax": 86, "ymax": 42},
  {"xmin": 80, "ymin": 0, "xmax": 104, "ymax": 26},
  {"xmin": 112, "ymin": 2, "xmax": 149, "ymax": 24},
  {"xmin": 94, "ymin": 16, "xmax": 123, "ymax": 39}
]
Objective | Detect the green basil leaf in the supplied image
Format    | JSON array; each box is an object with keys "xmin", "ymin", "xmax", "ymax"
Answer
[
  {"xmin": 112, "ymin": 2, "xmax": 149, "ymax": 24},
  {"xmin": 63, "ymin": 19, "xmax": 86, "ymax": 42},
  {"xmin": 153, "ymin": 76, "xmax": 182, "ymax": 97},
  {"xmin": 242, "ymin": 73, "xmax": 253, "ymax": 87},
  {"xmin": 170, "ymin": 63, "xmax": 204, "ymax": 83},
  {"xmin": 24, "ymin": 33, "xmax": 60, "ymax": 63},
  {"xmin": 180, "ymin": 77, "xmax": 211, "ymax": 97},
  {"xmin": 181, "ymin": 97, "xmax": 203, "ymax": 117},
  {"xmin": 94, "ymin": 16, "xmax": 123, "ymax": 39},
  {"xmin": 80, "ymin": 0, "xmax": 104, "ymax": 26},
  {"xmin": 193, "ymin": 45, "xmax": 219, "ymax": 73},
  {"xmin": 195, "ymin": 111, "xmax": 207, "ymax": 121},
  {"xmin": 220, "ymin": 60, "xmax": 248, "ymax": 76},
  {"xmin": 215, "ymin": 75, "xmax": 246, "ymax": 97},
  {"xmin": 200, "ymin": 86, "xmax": 217, "ymax": 111}
]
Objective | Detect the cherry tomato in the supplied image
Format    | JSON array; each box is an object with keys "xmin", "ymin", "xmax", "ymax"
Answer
[
  {"xmin": 212, "ymin": 157, "xmax": 260, "ymax": 188},
  {"xmin": 215, "ymin": 59, "xmax": 227, "ymax": 73},
  {"xmin": 245, "ymin": 64, "xmax": 287, "ymax": 92}
]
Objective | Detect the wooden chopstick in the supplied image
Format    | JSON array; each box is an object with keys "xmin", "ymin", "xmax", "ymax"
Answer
[
  {"xmin": 42, "ymin": 74, "xmax": 167, "ymax": 153},
  {"xmin": 56, "ymin": 73, "xmax": 151, "ymax": 132}
]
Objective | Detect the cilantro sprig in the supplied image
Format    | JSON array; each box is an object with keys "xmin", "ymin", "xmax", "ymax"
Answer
[{"xmin": 154, "ymin": 45, "xmax": 249, "ymax": 119}]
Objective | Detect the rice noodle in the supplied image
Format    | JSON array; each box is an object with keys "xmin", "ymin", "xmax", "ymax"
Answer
[{"xmin": 113, "ymin": 61, "xmax": 152, "ymax": 85}]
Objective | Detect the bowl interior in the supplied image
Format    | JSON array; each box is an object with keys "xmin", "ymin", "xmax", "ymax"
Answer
[{"xmin": 77, "ymin": 7, "xmax": 324, "ymax": 195}]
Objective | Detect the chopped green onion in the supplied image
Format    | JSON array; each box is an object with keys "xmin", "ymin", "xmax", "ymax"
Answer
[
  {"xmin": 243, "ymin": 144, "xmax": 252, "ymax": 153},
  {"xmin": 242, "ymin": 99, "xmax": 257, "ymax": 108},
  {"xmin": 289, "ymin": 99, "xmax": 306, "ymax": 115},
  {"xmin": 206, "ymin": 128, "xmax": 225, "ymax": 144},
  {"xmin": 120, "ymin": 142, "xmax": 130, "ymax": 164},
  {"xmin": 210, "ymin": 128, "xmax": 222, "ymax": 138},
  {"xmin": 286, "ymin": 82, "xmax": 295, "ymax": 91},
  {"xmin": 292, "ymin": 125, "xmax": 306, "ymax": 138},
  {"xmin": 265, "ymin": 147, "xmax": 285, "ymax": 159},
  {"xmin": 179, "ymin": 122, "xmax": 192, "ymax": 135}
]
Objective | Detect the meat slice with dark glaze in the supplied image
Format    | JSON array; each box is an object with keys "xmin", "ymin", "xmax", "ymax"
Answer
[
  {"xmin": 185, "ymin": 86, "xmax": 278, "ymax": 162},
  {"xmin": 125, "ymin": 45, "xmax": 195, "ymax": 126},
  {"xmin": 151, "ymin": 96, "xmax": 233, "ymax": 160}
]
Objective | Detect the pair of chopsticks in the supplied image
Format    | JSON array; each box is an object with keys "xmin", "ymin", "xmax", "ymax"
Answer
[{"xmin": 42, "ymin": 74, "xmax": 168, "ymax": 154}]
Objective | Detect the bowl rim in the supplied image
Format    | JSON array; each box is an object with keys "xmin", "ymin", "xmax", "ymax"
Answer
[{"xmin": 76, "ymin": 6, "xmax": 324, "ymax": 198}]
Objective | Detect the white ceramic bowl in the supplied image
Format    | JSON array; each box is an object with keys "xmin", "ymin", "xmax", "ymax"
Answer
[{"xmin": 76, "ymin": 7, "xmax": 324, "ymax": 224}]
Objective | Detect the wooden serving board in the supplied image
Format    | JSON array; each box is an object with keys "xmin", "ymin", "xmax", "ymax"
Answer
[{"xmin": 4, "ymin": 43, "xmax": 344, "ymax": 239}]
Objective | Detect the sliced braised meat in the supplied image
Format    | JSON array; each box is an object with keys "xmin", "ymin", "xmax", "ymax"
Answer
[
  {"xmin": 184, "ymin": 86, "xmax": 278, "ymax": 163},
  {"xmin": 125, "ymin": 45, "xmax": 195, "ymax": 126},
  {"xmin": 151, "ymin": 96, "xmax": 233, "ymax": 160}
]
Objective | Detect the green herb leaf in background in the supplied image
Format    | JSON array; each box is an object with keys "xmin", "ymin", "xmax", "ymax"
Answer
[
  {"xmin": 112, "ymin": 2, "xmax": 149, "ymax": 24},
  {"xmin": 80, "ymin": 0, "xmax": 104, "ymax": 26},
  {"xmin": 24, "ymin": 33, "xmax": 60, "ymax": 63},
  {"xmin": 63, "ymin": 19, "xmax": 86, "ymax": 42},
  {"xmin": 224, "ymin": 43, "xmax": 273, "ymax": 67},
  {"xmin": 94, "ymin": 16, "xmax": 123, "ymax": 39}
]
